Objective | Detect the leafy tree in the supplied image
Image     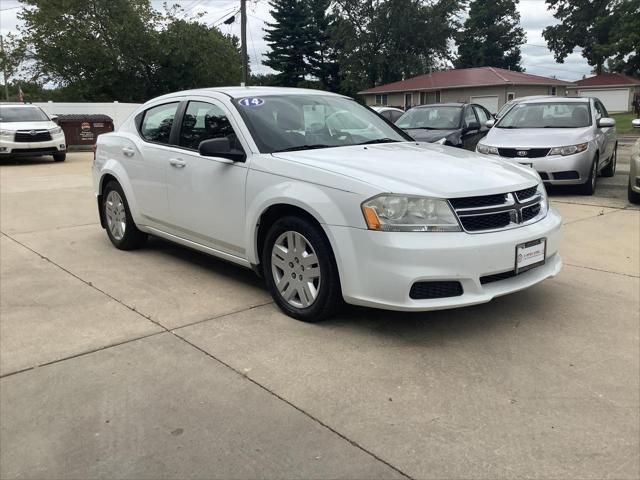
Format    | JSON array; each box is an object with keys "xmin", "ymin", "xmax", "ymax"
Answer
[
  {"xmin": 263, "ymin": 0, "xmax": 311, "ymax": 86},
  {"xmin": 304, "ymin": 0, "xmax": 341, "ymax": 91},
  {"xmin": 0, "ymin": 33, "xmax": 28, "ymax": 86},
  {"xmin": 455, "ymin": 0, "xmax": 525, "ymax": 71},
  {"xmin": 18, "ymin": 0, "xmax": 242, "ymax": 102},
  {"xmin": 542, "ymin": 0, "xmax": 639, "ymax": 75}
]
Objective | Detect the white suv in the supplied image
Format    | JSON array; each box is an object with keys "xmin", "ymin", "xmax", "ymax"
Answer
[
  {"xmin": 93, "ymin": 87, "xmax": 562, "ymax": 322},
  {"xmin": 0, "ymin": 104, "xmax": 67, "ymax": 162}
]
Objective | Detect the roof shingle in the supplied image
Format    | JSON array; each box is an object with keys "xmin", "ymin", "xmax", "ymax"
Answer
[{"xmin": 573, "ymin": 73, "xmax": 640, "ymax": 87}]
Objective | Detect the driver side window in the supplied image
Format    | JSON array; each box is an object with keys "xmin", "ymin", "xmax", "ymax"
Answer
[
  {"xmin": 464, "ymin": 107, "xmax": 478, "ymax": 126},
  {"xmin": 179, "ymin": 101, "xmax": 239, "ymax": 151}
]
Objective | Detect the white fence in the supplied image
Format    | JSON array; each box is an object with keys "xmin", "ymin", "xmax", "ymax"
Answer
[{"xmin": 1, "ymin": 101, "xmax": 141, "ymax": 129}]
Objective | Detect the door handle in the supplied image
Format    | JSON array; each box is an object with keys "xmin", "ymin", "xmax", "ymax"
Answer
[
  {"xmin": 122, "ymin": 147, "xmax": 135, "ymax": 157},
  {"xmin": 169, "ymin": 158, "xmax": 186, "ymax": 168}
]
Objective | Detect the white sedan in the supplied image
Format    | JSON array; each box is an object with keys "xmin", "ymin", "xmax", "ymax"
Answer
[{"xmin": 93, "ymin": 87, "xmax": 562, "ymax": 322}]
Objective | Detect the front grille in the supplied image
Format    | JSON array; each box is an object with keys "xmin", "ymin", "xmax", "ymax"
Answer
[
  {"xmin": 449, "ymin": 194, "xmax": 507, "ymax": 210},
  {"xmin": 480, "ymin": 270, "xmax": 517, "ymax": 285},
  {"xmin": 15, "ymin": 130, "xmax": 52, "ymax": 142},
  {"xmin": 410, "ymin": 281, "xmax": 463, "ymax": 299},
  {"xmin": 449, "ymin": 184, "xmax": 544, "ymax": 233},
  {"xmin": 552, "ymin": 171, "xmax": 579, "ymax": 180},
  {"xmin": 515, "ymin": 186, "xmax": 537, "ymax": 202},
  {"xmin": 498, "ymin": 148, "xmax": 550, "ymax": 158},
  {"xmin": 460, "ymin": 212, "xmax": 512, "ymax": 231}
]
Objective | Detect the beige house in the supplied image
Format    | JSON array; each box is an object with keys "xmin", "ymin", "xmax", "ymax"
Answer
[
  {"xmin": 359, "ymin": 67, "xmax": 572, "ymax": 114},
  {"xmin": 566, "ymin": 73, "xmax": 640, "ymax": 113}
]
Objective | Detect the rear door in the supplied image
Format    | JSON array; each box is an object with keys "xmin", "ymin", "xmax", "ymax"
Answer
[
  {"xmin": 594, "ymin": 99, "xmax": 615, "ymax": 162},
  {"xmin": 165, "ymin": 98, "xmax": 249, "ymax": 258},
  {"xmin": 461, "ymin": 106, "xmax": 481, "ymax": 150}
]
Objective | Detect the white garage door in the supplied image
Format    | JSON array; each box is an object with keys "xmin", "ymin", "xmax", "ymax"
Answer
[
  {"xmin": 470, "ymin": 95, "xmax": 499, "ymax": 114},
  {"xmin": 578, "ymin": 88, "xmax": 629, "ymax": 113}
]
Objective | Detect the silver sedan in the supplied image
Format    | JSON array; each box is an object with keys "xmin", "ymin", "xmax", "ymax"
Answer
[{"xmin": 477, "ymin": 97, "xmax": 617, "ymax": 195}]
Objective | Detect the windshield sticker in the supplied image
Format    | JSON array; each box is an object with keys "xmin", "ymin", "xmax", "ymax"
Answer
[{"xmin": 238, "ymin": 97, "xmax": 265, "ymax": 107}]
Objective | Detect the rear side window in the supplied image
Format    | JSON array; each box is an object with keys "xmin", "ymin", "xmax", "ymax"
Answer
[
  {"xmin": 464, "ymin": 107, "xmax": 478, "ymax": 125},
  {"xmin": 179, "ymin": 101, "xmax": 238, "ymax": 150},
  {"xmin": 473, "ymin": 106, "xmax": 490, "ymax": 124},
  {"xmin": 140, "ymin": 103, "xmax": 179, "ymax": 144}
]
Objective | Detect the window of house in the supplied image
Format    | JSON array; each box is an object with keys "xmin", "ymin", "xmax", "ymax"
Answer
[
  {"xmin": 140, "ymin": 103, "xmax": 179, "ymax": 144},
  {"xmin": 551, "ymin": 86, "xmax": 557, "ymax": 96},
  {"xmin": 507, "ymin": 92, "xmax": 515, "ymax": 101},
  {"xmin": 405, "ymin": 93, "xmax": 412, "ymax": 109},
  {"xmin": 179, "ymin": 101, "xmax": 237, "ymax": 151},
  {"xmin": 375, "ymin": 94, "xmax": 388, "ymax": 106}
]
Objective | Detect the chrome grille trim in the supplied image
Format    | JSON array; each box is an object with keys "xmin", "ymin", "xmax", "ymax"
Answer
[{"xmin": 449, "ymin": 188, "xmax": 545, "ymax": 234}]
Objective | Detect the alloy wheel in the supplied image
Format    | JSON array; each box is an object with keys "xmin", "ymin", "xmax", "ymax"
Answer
[
  {"xmin": 105, "ymin": 190, "xmax": 126, "ymax": 241},
  {"xmin": 271, "ymin": 231, "xmax": 321, "ymax": 308}
]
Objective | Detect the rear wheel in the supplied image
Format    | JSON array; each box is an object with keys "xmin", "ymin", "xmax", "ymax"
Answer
[
  {"xmin": 102, "ymin": 181, "xmax": 147, "ymax": 250},
  {"xmin": 262, "ymin": 216, "xmax": 341, "ymax": 322},
  {"xmin": 578, "ymin": 156, "xmax": 598, "ymax": 195},
  {"xmin": 53, "ymin": 152, "xmax": 66, "ymax": 162},
  {"xmin": 601, "ymin": 144, "xmax": 617, "ymax": 177},
  {"xmin": 629, "ymin": 182, "xmax": 640, "ymax": 204}
]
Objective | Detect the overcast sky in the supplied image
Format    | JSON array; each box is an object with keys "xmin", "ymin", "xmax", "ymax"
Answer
[{"xmin": 0, "ymin": 0, "xmax": 592, "ymax": 81}]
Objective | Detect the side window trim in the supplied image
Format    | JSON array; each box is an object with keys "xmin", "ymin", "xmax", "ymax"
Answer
[{"xmin": 137, "ymin": 101, "xmax": 181, "ymax": 146}]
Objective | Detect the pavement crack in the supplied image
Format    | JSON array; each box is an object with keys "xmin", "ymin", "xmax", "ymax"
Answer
[{"xmin": 565, "ymin": 262, "xmax": 639, "ymax": 278}]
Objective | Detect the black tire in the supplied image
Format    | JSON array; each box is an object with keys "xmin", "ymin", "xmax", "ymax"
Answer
[
  {"xmin": 629, "ymin": 182, "xmax": 640, "ymax": 204},
  {"xmin": 53, "ymin": 152, "xmax": 66, "ymax": 162},
  {"xmin": 601, "ymin": 144, "xmax": 617, "ymax": 177},
  {"xmin": 102, "ymin": 181, "xmax": 147, "ymax": 250},
  {"xmin": 578, "ymin": 155, "xmax": 598, "ymax": 195},
  {"xmin": 262, "ymin": 216, "xmax": 342, "ymax": 322}
]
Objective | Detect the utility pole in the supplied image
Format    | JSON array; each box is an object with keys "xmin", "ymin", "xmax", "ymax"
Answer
[
  {"xmin": 0, "ymin": 35, "xmax": 9, "ymax": 100},
  {"xmin": 240, "ymin": 0, "xmax": 248, "ymax": 86}
]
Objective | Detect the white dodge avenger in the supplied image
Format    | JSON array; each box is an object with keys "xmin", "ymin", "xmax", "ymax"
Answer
[{"xmin": 93, "ymin": 87, "xmax": 562, "ymax": 321}]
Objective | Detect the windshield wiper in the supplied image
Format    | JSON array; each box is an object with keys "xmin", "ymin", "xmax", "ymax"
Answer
[
  {"xmin": 357, "ymin": 138, "xmax": 401, "ymax": 145},
  {"xmin": 273, "ymin": 144, "xmax": 333, "ymax": 152}
]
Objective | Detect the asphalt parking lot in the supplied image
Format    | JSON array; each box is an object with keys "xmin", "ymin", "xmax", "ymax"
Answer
[{"xmin": 1, "ymin": 145, "xmax": 638, "ymax": 479}]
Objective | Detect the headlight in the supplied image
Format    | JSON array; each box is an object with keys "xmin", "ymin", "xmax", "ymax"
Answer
[
  {"xmin": 361, "ymin": 194, "xmax": 461, "ymax": 232},
  {"xmin": 477, "ymin": 143, "xmax": 498, "ymax": 155},
  {"xmin": 49, "ymin": 126, "xmax": 63, "ymax": 135},
  {"xmin": 434, "ymin": 137, "xmax": 447, "ymax": 145},
  {"xmin": 0, "ymin": 129, "xmax": 14, "ymax": 139},
  {"xmin": 548, "ymin": 143, "xmax": 588, "ymax": 156},
  {"xmin": 536, "ymin": 182, "xmax": 548, "ymax": 216}
]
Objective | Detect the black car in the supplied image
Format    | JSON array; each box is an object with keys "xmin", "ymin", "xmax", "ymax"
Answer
[{"xmin": 396, "ymin": 103, "xmax": 492, "ymax": 150}]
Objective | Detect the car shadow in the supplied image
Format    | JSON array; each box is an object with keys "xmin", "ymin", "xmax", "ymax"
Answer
[{"xmin": 0, "ymin": 156, "xmax": 58, "ymax": 166}]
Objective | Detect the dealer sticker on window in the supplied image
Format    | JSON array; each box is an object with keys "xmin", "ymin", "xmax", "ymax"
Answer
[
  {"xmin": 515, "ymin": 238, "xmax": 546, "ymax": 274},
  {"xmin": 238, "ymin": 97, "xmax": 265, "ymax": 107}
]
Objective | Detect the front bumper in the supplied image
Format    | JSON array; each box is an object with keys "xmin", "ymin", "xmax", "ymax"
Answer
[
  {"xmin": 0, "ymin": 134, "xmax": 66, "ymax": 157},
  {"xmin": 326, "ymin": 208, "xmax": 562, "ymax": 311},
  {"xmin": 499, "ymin": 150, "xmax": 592, "ymax": 185}
]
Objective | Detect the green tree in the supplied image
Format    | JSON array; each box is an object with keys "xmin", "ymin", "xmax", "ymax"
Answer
[
  {"xmin": 455, "ymin": 0, "xmax": 525, "ymax": 71},
  {"xmin": 542, "ymin": 0, "xmax": 639, "ymax": 75},
  {"xmin": 0, "ymin": 33, "xmax": 28, "ymax": 87},
  {"xmin": 304, "ymin": 0, "xmax": 340, "ymax": 91},
  {"xmin": 263, "ymin": 0, "xmax": 311, "ymax": 86}
]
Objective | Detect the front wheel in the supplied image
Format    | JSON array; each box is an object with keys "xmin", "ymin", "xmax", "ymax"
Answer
[
  {"xmin": 53, "ymin": 152, "xmax": 66, "ymax": 162},
  {"xmin": 578, "ymin": 156, "xmax": 598, "ymax": 195},
  {"xmin": 102, "ymin": 181, "xmax": 147, "ymax": 250},
  {"xmin": 629, "ymin": 182, "xmax": 640, "ymax": 204},
  {"xmin": 601, "ymin": 144, "xmax": 617, "ymax": 177},
  {"xmin": 262, "ymin": 216, "xmax": 342, "ymax": 322}
]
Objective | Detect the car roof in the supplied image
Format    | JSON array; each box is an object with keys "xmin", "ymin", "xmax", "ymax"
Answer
[
  {"xmin": 413, "ymin": 103, "xmax": 465, "ymax": 108},
  {"xmin": 518, "ymin": 96, "xmax": 590, "ymax": 104},
  {"xmin": 1, "ymin": 103, "xmax": 42, "ymax": 108},
  {"xmin": 151, "ymin": 86, "xmax": 348, "ymax": 102}
]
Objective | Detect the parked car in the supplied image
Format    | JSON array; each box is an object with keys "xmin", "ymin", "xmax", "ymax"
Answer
[
  {"xmin": 494, "ymin": 96, "xmax": 553, "ymax": 121},
  {"xmin": 395, "ymin": 103, "xmax": 492, "ymax": 150},
  {"xmin": 93, "ymin": 87, "xmax": 562, "ymax": 322},
  {"xmin": 0, "ymin": 104, "xmax": 66, "ymax": 162},
  {"xmin": 629, "ymin": 119, "xmax": 640, "ymax": 204},
  {"xmin": 477, "ymin": 97, "xmax": 616, "ymax": 195},
  {"xmin": 370, "ymin": 106, "xmax": 405, "ymax": 123}
]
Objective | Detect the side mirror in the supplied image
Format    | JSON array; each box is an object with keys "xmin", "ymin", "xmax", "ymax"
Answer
[
  {"xmin": 597, "ymin": 117, "xmax": 615, "ymax": 128},
  {"xmin": 464, "ymin": 121, "xmax": 480, "ymax": 133},
  {"xmin": 632, "ymin": 119, "xmax": 640, "ymax": 129},
  {"xmin": 198, "ymin": 137, "xmax": 246, "ymax": 162},
  {"xmin": 485, "ymin": 119, "xmax": 495, "ymax": 128},
  {"xmin": 50, "ymin": 115, "xmax": 59, "ymax": 124}
]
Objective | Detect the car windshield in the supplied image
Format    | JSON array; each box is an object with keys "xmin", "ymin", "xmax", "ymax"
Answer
[
  {"xmin": 396, "ymin": 106, "xmax": 462, "ymax": 130},
  {"xmin": 233, "ymin": 94, "xmax": 409, "ymax": 153},
  {"xmin": 0, "ymin": 106, "xmax": 49, "ymax": 122},
  {"xmin": 496, "ymin": 102, "xmax": 592, "ymax": 129}
]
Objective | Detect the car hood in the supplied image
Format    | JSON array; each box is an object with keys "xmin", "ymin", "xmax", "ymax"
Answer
[
  {"xmin": 483, "ymin": 126, "xmax": 593, "ymax": 148},
  {"xmin": 403, "ymin": 128, "xmax": 457, "ymax": 142},
  {"xmin": 0, "ymin": 120, "xmax": 57, "ymax": 131},
  {"xmin": 271, "ymin": 142, "xmax": 539, "ymax": 198}
]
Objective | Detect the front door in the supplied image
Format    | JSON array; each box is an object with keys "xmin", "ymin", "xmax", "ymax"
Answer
[
  {"xmin": 164, "ymin": 99, "xmax": 248, "ymax": 258},
  {"xmin": 405, "ymin": 93, "xmax": 412, "ymax": 110}
]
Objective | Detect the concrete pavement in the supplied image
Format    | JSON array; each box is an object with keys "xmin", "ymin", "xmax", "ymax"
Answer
[{"xmin": 1, "ymin": 151, "xmax": 638, "ymax": 479}]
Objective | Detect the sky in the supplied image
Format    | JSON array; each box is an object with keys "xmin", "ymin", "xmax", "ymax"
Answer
[{"xmin": 0, "ymin": 0, "xmax": 593, "ymax": 82}]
